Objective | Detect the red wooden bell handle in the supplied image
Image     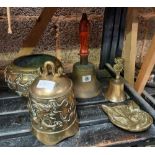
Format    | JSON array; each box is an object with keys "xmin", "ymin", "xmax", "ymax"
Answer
[{"xmin": 79, "ymin": 13, "xmax": 89, "ymax": 57}]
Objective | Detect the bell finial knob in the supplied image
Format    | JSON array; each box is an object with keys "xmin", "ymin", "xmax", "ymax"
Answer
[{"xmin": 113, "ymin": 57, "xmax": 124, "ymax": 80}]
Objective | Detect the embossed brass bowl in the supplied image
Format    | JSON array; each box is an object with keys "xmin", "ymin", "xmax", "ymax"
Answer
[
  {"xmin": 102, "ymin": 101, "xmax": 153, "ymax": 132},
  {"xmin": 4, "ymin": 54, "xmax": 62, "ymax": 97}
]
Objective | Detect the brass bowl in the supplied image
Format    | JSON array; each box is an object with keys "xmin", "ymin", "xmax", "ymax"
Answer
[
  {"xmin": 102, "ymin": 101, "xmax": 153, "ymax": 132},
  {"xmin": 4, "ymin": 54, "xmax": 62, "ymax": 97}
]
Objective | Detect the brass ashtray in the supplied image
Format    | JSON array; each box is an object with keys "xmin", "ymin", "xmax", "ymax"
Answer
[{"xmin": 101, "ymin": 101, "xmax": 153, "ymax": 132}]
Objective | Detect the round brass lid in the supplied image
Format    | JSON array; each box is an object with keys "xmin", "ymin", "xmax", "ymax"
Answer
[{"xmin": 29, "ymin": 61, "xmax": 72, "ymax": 99}]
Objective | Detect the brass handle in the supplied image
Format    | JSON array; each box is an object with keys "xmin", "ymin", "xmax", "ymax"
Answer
[{"xmin": 43, "ymin": 61, "xmax": 56, "ymax": 77}]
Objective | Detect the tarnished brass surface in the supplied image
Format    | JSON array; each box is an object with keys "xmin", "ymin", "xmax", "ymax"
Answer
[
  {"xmin": 72, "ymin": 62, "xmax": 101, "ymax": 99},
  {"xmin": 105, "ymin": 58, "xmax": 126, "ymax": 102},
  {"xmin": 28, "ymin": 61, "xmax": 79, "ymax": 145},
  {"xmin": 102, "ymin": 101, "xmax": 153, "ymax": 132},
  {"xmin": 4, "ymin": 54, "xmax": 62, "ymax": 97},
  {"xmin": 72, "ymin": 13, "xmax": 101, "ymax": 99}
]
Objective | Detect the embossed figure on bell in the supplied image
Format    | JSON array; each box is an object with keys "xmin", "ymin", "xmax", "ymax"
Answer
[
  {"xmin": 105, "ymin": 58, "xmax": 126, "ymax": 103},
  {"xmin": 28, "ymin": 61, "xmax": 79, "ymax": 145},
  {"xmin": 72, "ymin": 13, "xmax": 101, "ymax": 99}
]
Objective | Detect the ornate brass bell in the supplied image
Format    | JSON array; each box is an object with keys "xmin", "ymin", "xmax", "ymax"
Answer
[
  {"xmin": 72, "ymin": 13, "xmax": 101, "ymax": 99},
  {"xmin": 105, "ymin": 58, "xmax": 126, "ymax": 102},
  {"xmin": 28, "ymin": 61, "xmax": 79, "ymax": 145}
]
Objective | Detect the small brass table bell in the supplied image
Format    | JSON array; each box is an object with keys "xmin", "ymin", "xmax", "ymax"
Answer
[
  {"xmin": 105, "ymin": 58, "xmax": 126, "ymax": 103},
  {"xmin": 72, "ymin": 13, "xmax": 101, "ymax": 99},
  {"xmin": 28, "ymin": 61, "xmax": 79, "ymax": 145}
]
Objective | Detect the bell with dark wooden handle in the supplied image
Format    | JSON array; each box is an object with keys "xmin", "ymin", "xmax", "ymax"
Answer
[
  {"xmin": 105, "ymin": 58, "xmax": 126, "ymax": 102},
  {"xmin": 72, "ymin": 13, "xmax": 101, "ymax": 99}
]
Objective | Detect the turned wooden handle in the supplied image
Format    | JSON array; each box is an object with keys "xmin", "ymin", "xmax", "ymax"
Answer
[{"xmin": 79, "ymin": 13, "xmax": 90, "ymax": 57}]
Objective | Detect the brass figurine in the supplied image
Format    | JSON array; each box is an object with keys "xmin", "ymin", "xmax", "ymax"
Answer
[
  {"xmin": 4, "ymin": 54, "xmax": 62, "ymax": 97},
  {"xmin": 28, "ymin": 61, "xmax": 79, "ymax": 145},
  {"xmin": 101, "ymin": 101, "xmax": 153, "ymax": 132},
  {"xmin": 105, "ymin": 57, "xmax": 126, "ymax": 102},
  {"xmin": 72, "ymin": 13, "xmax": 101, "ymax": 99}
]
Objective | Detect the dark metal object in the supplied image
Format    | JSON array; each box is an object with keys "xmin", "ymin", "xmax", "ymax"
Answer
[
  {"xmin": 99, "ymin": 8, "xmax": 115, "ymax": 68},
  {"xmin": 143, "ymin": 90, "xmax": 155, "ymax": 106},
  {"xmin": 99, "ymin": 8, "xmax": 127, "ymax": 68},
  {"xmin": 116, "ymin": 8, "xmax": 127, "ymax": 57},
  {"xmin": 142, "ymin": 90, "xmax": 155, "ymax": 111},
  {"xmin": 80, "ymin": 56, "xmax": 88, "ymax": 65},
  {"xmin": 147, "ymin": 69, "xmax": 155, "ymax": 88},
  {"xmin": 110, "ymin": 8, "xmax": 122, "ymax": 64}
]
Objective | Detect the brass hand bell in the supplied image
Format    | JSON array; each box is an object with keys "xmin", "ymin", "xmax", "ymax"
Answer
[
  {"xmin": 105, "ymin": 58, "xmax": 126, "ymax": 103},
  {"xmin": 72, "ymin": 13, "xmax": 101, "ymax": 99}
]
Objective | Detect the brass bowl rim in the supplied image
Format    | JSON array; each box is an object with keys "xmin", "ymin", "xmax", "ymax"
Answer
[{"xmin": 10, "ymin": 54, "xmax": 60, "ymax": 73}]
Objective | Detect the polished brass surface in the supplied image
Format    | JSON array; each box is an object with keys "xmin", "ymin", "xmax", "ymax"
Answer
[
  {"xmin": 28, "ymin": 61, "xmax": 79, "ymax": 145},
  {"xmin": 101, "ymin": 101, "xmax": 153, "ymax": 132},
  {"xmin": 105, "ymin": 58, "xmax": 126, "ymax": 102},
  {"xmin": 72, "ymin": 62, "xmax": 101, "ymax": 99},
  {"xmin": 32, "ymin": 118, "xmax": 78, "ymax": 145},
  {"xmin": 4, "ymin": 54, "xmax": 62, "ymax": 97},
  {"xmin": 72, "ymin": 13, "xmax": 101, "ymax": 99}
]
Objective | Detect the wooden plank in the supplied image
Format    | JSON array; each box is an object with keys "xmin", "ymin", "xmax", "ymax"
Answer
[
  {"xmin": 134, "ymin": 34, "xmax": 155, "ymax": 94},
  {"xmin": 122, "ymin": 8, "xmax": 138, "ymax": 86},
  {"xmin": 17, "ymin": 8, "xmax": 57, "ymax": 57}
]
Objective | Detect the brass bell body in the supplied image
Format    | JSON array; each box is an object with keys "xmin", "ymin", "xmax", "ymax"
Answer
[
  {"xmin": 105, "ymin": 57, "xmax": 126, "ymax": 103},
  {"xmin": 28, "ymin": 61, "xmax": 79, "ymax": 145},
  {"xmin": 105, "ymin": 78, "xmax": 126, "ymax": 103},
  {"xmin": 72, "ymin": 62, "xmax": 101, "ymax": 99}
]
